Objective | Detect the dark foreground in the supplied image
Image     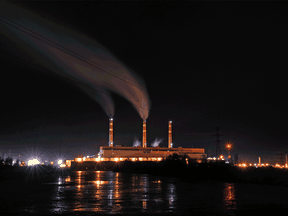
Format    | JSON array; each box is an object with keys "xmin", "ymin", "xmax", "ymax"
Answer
[{"xmin": 1, "ymin": 164, "xmax": 288, "ymax": 216}]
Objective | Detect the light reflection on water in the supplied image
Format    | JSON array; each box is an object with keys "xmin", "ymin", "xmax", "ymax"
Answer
[
  {"xmin": 15, "ymin": 171, "xmax": 288, "ymax": 215},
  {"xmin": 223, "ymin": 182, "xmax": 236, "ymax": 212},
  {"xmin": 24, "ymin": 171, "xmax": 247, "ymax": 215},
  {"xmin": 53, "ymin": 171, "xmax": 176, "ymax": 214}
]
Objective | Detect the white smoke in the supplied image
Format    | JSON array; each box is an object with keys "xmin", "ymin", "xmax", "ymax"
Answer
[
  {"xmin": 0, "ymin": 2, "xmax": 150, "ymax": 119},
  {"xmin": 151, "ymin": 137, "xmax": 163, "ymax": 147},
  {"xmin": 132, "ymin": 138, "xmax": 141, "ymax": 147},
  {"xmin": 77, "ymin": 84, "xmax": 114, "ymax": 118}
]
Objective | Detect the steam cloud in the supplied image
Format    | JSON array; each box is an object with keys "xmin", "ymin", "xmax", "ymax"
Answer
[
  {"xmin": 78, "ymin": 84, "xmax": 114, "ymax": 118},
  {"xmin": 0, "ymin": 3, "xmax": 150, "ymax": 119},
  {"xmin": 132, "ymin": 137, "xmax": 141, "ymax": 147},
  {"xmin": 151, "ymin": 137, "xmax": 163, "ymax": 147}
]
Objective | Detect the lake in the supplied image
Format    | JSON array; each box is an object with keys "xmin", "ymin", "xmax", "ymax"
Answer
[{"xmin": 1, "ymin": 170, "xmax": 288, "ymax": 215}]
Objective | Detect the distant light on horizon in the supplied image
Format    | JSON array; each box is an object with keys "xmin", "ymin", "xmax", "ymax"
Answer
[{"xmin": 27, "ymin": 158, "xmax": 40, "ymax": 166}]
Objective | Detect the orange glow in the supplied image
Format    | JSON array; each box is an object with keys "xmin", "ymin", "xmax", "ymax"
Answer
[
  {"xmin": 93, "ymin": 180, "xmax": 109, "ymax": 186},
  {"xmin": 226, "ymin": 144, "xmax": 232, "ymax": 151},
  {"xmin": 224, "ymin": 183, "xmax": 236, "ymax": 210},
  {"xmin": 142, "ymin": 200, "xmax": 147, "ymax": 209},
  {"xmin": 168, "ymin": 121, "xmax": 172, "ymax": 148},
  {"xmin": 143, "ymin": 120, "xmax": 147, "ymax": 148},
  {"xmin": 109, "ymin": 118, "xmax": 113, "ymax": 147},
  {"xmin": 75, "ymin": 158, "xmax": 83, "ymax": 162}
]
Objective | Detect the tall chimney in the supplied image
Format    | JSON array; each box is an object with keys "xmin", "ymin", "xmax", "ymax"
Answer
[
  {"xmin": 142, "ymin": 120, "xmax": 147, "ymax": 148},
  {"xmin": 258, "ymin": 157, "xmax": 261, "ymax": 165},
  {"xmin": 168, "ymin": 121, "xmax": 172, "ymax": 148},
  {"xmin": 109, "ymin": 118, "xmax": 113, "ymax": 147}
]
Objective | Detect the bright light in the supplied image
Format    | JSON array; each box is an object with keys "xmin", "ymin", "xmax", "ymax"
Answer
[
  {"xmin": 28, "ymin": 159, "xmax": 40, "ymax": 166},
  {"xmin": 58, "ymin": 160, "xmax": 63, "ymax": 165},
  {"xmin": 75, "ymin": 158, "xmax": 83, "ymax": 162},
  {"xmin": 226, "ymin": 143, "xmax": 232, "ymax": 151},
  {"xmin": 60, "ymin": 164, "xmax": 66, "ymax": 168}
]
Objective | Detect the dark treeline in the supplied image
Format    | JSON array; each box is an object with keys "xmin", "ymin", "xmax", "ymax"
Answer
[
  {"xmin": 113, "ymin": 153, "xmax": 288, "ymax": 186},
  {"xmin": 2, "ymin": 154, "xmax": 288, "ymax": 186},
  {"xmin": 0, "ymin": 157, "xmax": 16, "ymax": 166}
]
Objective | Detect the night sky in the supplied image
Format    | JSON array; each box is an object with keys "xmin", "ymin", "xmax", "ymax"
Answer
[{"xmin": 1, "ymin": 2, "xmax": 287, "ymax": 163}]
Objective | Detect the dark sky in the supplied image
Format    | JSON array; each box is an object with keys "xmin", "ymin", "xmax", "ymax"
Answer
[{"xmin": 0, "ymin": 2, "xmax": 287, "ymax": 163}]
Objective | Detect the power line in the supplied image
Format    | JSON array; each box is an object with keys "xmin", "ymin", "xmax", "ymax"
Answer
[
  {"xmin": 0, "ymin": 15, "xmax": 264, "ymax": 136},
  {"xmin": 0, "ymin": 15, "xmax": 226, "ymax": 125},
  {"xmin": 0, "ymin": 15, "xmax": 146, "ymax": 90},
  {"xmin": 0, "ymin": 51, "xmax": 197, "ymax": 131}
]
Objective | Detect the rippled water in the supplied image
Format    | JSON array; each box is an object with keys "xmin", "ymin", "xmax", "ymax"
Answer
[{"xmin": 3, "ymin": 171, "xmax": 288, "ymax": 215}]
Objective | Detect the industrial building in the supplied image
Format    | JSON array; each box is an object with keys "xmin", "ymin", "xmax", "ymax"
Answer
[
  {"xmin": 99, "ymin": 145, "xmax": 206, "ymax": 162},
  {"xmin": 66, "ymin": 119, "xmax": 207, "ymax": 168}
]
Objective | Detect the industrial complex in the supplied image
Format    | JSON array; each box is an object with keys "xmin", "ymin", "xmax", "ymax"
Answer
[{"xmin": 65, "ymin": 119, "xmax": 207, "ymax": 168}]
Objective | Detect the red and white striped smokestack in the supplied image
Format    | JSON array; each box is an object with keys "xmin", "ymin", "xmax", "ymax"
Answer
[
  {"xmin": 142, "ymin": 120, "xmax": 147, "ymax": 148},
  {"xmin": 168, "ymin": 121, "xmax": 172, "ymax": 148},
  {"xmin": 109, "ymin": 118, "xmax": 113, "ymax": 147}
]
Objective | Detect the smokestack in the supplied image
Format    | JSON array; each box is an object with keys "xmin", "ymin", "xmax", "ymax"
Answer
[
  {"xmin": 109, "ymin": 118, "xmax": 113, "ymax": 147},
  {"xmin": 258, "ymin": 157, "xmax": 261, "ymax": 165},
  {"xmin": 142, "ymin": 120, "xmax": 147, "ymax": 148},
  {"xmin": 168, "ymin": 121, "xmax": 172, "ymax": 148}
]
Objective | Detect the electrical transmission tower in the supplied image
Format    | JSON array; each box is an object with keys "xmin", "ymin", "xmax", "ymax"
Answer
[
  {"xmin": 213, "ymin": 127, "xmax": 223, "ymax": 158},
  {"xmin": 280, "ymin": 152, "xmax": 285, "ymax": 165}
]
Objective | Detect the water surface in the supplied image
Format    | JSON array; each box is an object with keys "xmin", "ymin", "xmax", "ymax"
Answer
[{"xmin": 2, "ymin": 171, "xmax": 288, "ymax": 215}]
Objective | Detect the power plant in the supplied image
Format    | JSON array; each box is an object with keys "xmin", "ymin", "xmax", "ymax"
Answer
[{"xmin": 68, "ymin": 119, "xmax": 207, "ymax": 168}]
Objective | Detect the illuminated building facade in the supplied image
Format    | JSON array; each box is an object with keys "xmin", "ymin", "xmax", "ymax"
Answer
[{"xmin": 99, "ymin": 146, "xmax": 206, "ymax": 162}]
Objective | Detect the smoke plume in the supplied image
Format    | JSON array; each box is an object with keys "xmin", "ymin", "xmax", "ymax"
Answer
[
  {"xmin": 132, "ymin": 137, "xmax": 141, "ymax": 147},
  {"xmin": 78, "ymin": 84, "xmax": 114, "ymax": 118},
  {"xmin": 151, "ymin": 137, "xmax": 163, "ymax": 147},
  {"xmin": 0, "ymin": 3, "xmax": 150, "ymax": 119}
]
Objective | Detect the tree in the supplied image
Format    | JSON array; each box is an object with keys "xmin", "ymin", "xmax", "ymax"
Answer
[
  {"xmin": 5, "ymin": 157, "xmax": 12, "ymax": 166},
  {"xmin": 13, "ymin": 159, "xmax": 20, "ymax": 167}
]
